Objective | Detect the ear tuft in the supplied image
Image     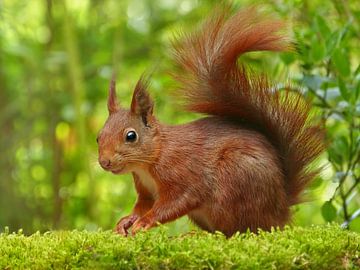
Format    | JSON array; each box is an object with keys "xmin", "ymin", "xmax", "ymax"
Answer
[
  {"xmin": 131, "ymin": 75, "xmax": 154, "ymax": 126},
  {"xmin": 108, "ymin": 77, "xmax": 120, "ymax": 114}
]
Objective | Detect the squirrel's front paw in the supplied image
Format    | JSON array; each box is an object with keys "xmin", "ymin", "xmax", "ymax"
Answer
[
  {"xmin": 131, "ymin": 215, "xmax": 155, "ymax": 235},
  {"xmin": 115, "ymin": 214, "xmax": 139, "ymax": 236}
]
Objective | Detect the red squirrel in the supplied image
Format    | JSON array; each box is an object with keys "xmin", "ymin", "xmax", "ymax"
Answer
[{"xmin": 97, "ymin": 6, "xmax": 324, "ymax": 236}]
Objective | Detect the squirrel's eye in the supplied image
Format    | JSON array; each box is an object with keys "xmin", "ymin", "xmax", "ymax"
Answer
[{"xmin": 125, "ymin": 130, "xmax": 137, "ymax": 143}]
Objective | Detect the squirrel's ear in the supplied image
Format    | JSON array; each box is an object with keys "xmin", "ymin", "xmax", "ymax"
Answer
[
  {"xmin": 108, "ymin": 78, "xmax": 120, "ymax": 115},
  {"xmin": 131, "ymin": 76, "xmax": 153, "ymax": 126}
]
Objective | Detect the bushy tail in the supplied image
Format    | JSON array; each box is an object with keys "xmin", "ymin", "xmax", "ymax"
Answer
[{"xmin": 172, "ymin": 6, "xmax": 325, "ymax": 205}]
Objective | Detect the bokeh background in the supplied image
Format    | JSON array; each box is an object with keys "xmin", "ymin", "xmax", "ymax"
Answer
[{"xmin": 0, "ymin": 0, "xmax": 359, "ymax": 234}]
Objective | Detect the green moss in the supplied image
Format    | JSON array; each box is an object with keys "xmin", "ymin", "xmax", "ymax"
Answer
[{"xmin": 0, "ymin": 224, "xmax": 359, "ymax": 269}]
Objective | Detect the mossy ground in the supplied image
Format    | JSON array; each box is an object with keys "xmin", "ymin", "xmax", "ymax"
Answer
[{"xmin": 0, "ymin": 224, "xmax": 359, "ymax": 269}]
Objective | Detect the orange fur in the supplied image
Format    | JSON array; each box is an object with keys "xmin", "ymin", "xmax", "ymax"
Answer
[{"xmin": 97, "ymin": 6, "xmax": 325, "ymax": 237}]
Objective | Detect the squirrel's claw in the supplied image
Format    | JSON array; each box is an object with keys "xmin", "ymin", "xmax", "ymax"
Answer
[
  {"xmin": 114, "ymin": 214, "xmax": 139, "ymax": 236},
  {"xmin": 131, "ymin": 214, "xmax": 155, "ymax": 235}
]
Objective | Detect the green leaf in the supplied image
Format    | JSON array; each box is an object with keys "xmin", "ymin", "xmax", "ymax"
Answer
[
  {"xmin": 330, "ymin": 135, "xmax": 350, "ymax": 162},
  {"xmin": 326, "ymin": 29, "xmax": 345, "ymax": 56},
  {"xmin": 310, "ymin": 37, "xmax": 326, "ymax": 63},
  {"xmin": 338, "ymin": 78, "xmax": 349, "ymax": 100},
  {"xmin": 321, "ymin": 201, "xmax": 337, "ymax": 222},
  {"xmin": 354, "ymin": 63, "xmax": 360, "ymax": 75},
  {"xmin": 280, "ymin": 52, "xmax": 296, "ymax": 65},
  {"xmin": 326, "ymin": 21, "xmax": 350, "ymax": 55},
  {"xmin": 349, "ymin": 208, "xmax": 360, "ymax": 232},
  {"xmin": 355, "ymin": 80, "xmax": 360, "ymax": 101},
  {"xmin": 315, "ymin": 15, "xmax": 331, "ymax": 40},
  {"xmin": 349, "ymin": 214, "xmax": 360, "ymax": 232},
  {"xmin": 327, "ymin": 147, "xmax": 342, "ymax": 166},
  {"xmin": 308, "ymin": 177, "xmax": 323, "ymax": 190},
  {"xmin": 332, "ymin": 48, "xmax": 351, "ymax": 77}
]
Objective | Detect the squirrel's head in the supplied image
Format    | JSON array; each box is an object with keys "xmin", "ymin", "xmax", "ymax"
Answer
[{"xmin": 97, "ymin": 76, "xmax": 160, "ymax": 174}]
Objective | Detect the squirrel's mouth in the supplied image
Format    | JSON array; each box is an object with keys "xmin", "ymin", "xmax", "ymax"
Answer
[{"xmin": 110, "ymin": 165, "xmax": 125, "ymax": 174}]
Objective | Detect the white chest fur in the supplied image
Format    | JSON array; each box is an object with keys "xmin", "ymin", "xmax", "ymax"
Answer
[{"xmin": 133, "ymin": 169, "xmax": 158, "ymax": 198}]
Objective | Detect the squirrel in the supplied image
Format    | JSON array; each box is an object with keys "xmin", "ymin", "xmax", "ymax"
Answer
[{"xmin": 97, "ymin": 6, "xmax": 325, "ymax": 237}]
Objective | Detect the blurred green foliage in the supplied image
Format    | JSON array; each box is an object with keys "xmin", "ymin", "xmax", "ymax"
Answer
[{"xmin": 0, "ymin": 0, "xmax": 359, "ymax": 234}]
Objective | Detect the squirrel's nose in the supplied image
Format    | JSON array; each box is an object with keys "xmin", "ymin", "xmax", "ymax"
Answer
[{"xmin": 99, "ymin": 158, "xmax": 111, "ymax": 169}]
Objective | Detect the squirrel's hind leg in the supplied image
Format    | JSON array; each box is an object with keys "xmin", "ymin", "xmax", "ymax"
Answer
[{"xmin": 209, "ymin": 141, "xmax": 290, "ymax": 235}]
